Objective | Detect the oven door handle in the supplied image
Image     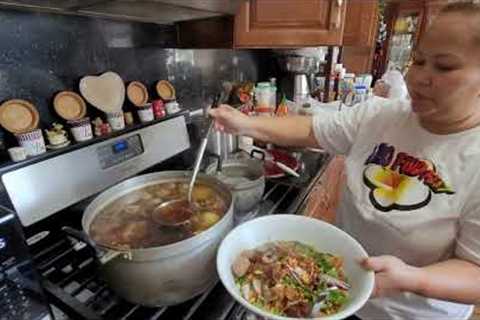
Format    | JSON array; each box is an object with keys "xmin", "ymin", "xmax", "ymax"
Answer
[{"xmin": 62, "ymin": 226, "xmax": 128, "ymax": 264}]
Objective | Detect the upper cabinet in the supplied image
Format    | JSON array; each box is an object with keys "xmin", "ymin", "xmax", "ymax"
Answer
[
  {"xmin": 234, "ymin": 0, "xmax": 347, "ymax": 48},
  {"xmin": 343, "ymin": 0, "xmax": 378, "ymax": 47},
  {"xmin": 342, "ymin": 0, "xmax": 378, "ymax": 74}
]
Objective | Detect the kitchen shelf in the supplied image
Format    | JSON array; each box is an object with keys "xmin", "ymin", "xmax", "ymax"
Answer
[{"xmin": 0, "ymin": 111, "xmax": 188, "ymax": 175}]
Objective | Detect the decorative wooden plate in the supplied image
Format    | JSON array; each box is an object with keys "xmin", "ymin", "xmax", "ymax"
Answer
[
  {"xmin": 156, "ymin": 80, "xmax": 176, "ymax": 101},
  {"xmin": 79, "ymin": 71, "xmax": 125, "ymax": 114},
  {"xmin": 0, "ymin": 99, "xmax": 40, "ymax": 134},
  {"xmin": 53, "ymin": 91, "xmax": 87, "ymax": 121},
  {"xmin": 127, "ymin": 81, "xmax": 149, "ymax": 106}
]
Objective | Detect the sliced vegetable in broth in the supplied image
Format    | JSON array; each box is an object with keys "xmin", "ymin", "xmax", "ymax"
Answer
[{"xmin": 89, "ymin": 182, "xmax": 226, "ymax": 249}]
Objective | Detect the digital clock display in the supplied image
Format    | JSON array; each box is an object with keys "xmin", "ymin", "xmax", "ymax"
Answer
[
  {"xmin": 98, "ymin": 135, "xmax": 143, "ymax": 169},
  {"xmin": 112, "ymin": 140, "xmax": 129, "ymax": 153}
]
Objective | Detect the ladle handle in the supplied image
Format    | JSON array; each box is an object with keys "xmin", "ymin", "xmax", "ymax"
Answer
[
  {"xmin": 188, "ymin": 127, "xmax": 212, "ymax": 202},
  {"xmin": 188, "ymin": 93, "xmax": 222, "ymax": 203}
]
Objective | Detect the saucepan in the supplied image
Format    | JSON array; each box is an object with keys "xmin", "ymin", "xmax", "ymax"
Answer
[
  {"xmin": 206, "ymin": 157, "xmax": 265, "ymax": 215},
  {"xmin": 64, "ymin": 171, "xmax": 233, "ymax": 307}
]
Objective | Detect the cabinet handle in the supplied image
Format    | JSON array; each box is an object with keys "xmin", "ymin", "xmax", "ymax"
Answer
[{"xmin": 330, "ymin": 0, "xmax": 343, "ymax": 30}]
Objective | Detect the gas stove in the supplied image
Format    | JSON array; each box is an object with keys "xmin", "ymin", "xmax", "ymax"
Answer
[
  {"xmin": 28, "ymin": 179, "xmax": 310, "ymax": 320},
  {"xmin": 0, "ymin": 114, "xmax": 329, "ymax": 320}
]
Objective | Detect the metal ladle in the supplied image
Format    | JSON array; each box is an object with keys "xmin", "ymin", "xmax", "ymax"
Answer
[{"xmin": 152, "ymin": 94, "xmax": 221, "ymax": 227}]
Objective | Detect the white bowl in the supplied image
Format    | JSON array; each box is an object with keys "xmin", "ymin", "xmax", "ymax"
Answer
[{"xmin": 217, "ymin": 214, "xmax": 374, "ymax": 320}]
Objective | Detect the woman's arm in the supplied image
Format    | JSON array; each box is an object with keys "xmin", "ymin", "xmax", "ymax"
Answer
[
  {"xmin": 415, "ymin": 258, "xmax": 480, "ymax": 304},
  {"xmin": 363, "ymin": 255, "xmax": 480, "ymax": 304},
  {"xmin": 209, "ymin": 105, "xmax": 319, "ymax": 148},
  {"xmin": 246, "ymin": 115, "xmax": 318, "ymax": 148}
]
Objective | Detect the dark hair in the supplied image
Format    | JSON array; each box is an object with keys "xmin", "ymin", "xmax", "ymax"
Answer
[
  {"xmin": 440, "ymin": 1, "xmax": 480, "ymax": 15},
  {"xmin": 439, "ymin": 1, "xmax": 480, "ymax": 44}
]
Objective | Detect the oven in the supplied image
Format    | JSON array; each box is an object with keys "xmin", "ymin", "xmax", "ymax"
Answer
[
  {"xmin": 0, "ymin": 207, "xmax": 53, "ymax": 320},
  {"xmin": 0, "ymin": 113, "xmax": 329, "ymax": 320}
]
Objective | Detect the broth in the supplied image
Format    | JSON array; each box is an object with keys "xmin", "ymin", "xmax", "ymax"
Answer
[{"xmin": 89, "ymin": 182, "xmax": 227, "ymax": 249}]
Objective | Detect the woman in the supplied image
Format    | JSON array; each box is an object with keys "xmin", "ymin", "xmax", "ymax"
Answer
[{"xmin": 210, "ymin": 3, "xmax": 480, "ymax": 319}]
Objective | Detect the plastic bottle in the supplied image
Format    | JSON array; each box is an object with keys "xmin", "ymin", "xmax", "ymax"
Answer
[{"xmin": 254, "ymin": 82, "xmax": 276, "ymax": 116}]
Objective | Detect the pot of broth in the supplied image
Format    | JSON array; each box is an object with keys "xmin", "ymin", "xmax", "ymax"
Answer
[{"xmin": 75, "ymin": 171, "xmax": 233, "ymax": 306}]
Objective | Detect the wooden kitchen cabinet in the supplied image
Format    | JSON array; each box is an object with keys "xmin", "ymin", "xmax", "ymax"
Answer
[
  {"xmin": 342, "ymin": 0, "xmax": 378, "ymax": 74},
  {"xmin": 304, "ymin": 156, "xmax": 345, "ymax": 223},
  {"xmin": 343, "ymin": 0, "xmax": 378, "ymax": 47},
  {"xmin": 234, "ymin": 0, "xmax": 347, "ymax": 48}
]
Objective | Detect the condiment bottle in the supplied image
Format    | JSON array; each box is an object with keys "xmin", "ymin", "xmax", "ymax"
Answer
[
  {"xmin": 254, "ymin": 82, "xmax": 276, "ymax": 116},
  {"xmin": 276, "ymin": 94, "xmax": 288, "ymax": 117}
]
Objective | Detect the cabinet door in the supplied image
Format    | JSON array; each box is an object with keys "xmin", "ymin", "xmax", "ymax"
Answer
[
  {"xmin": 234, "ymin": 0, "xmax": 347, "ymax": 48},
  {"xmin": 343, "ymin": 0, "xmax": 378, "ymax": 47},
  {"xmin": 304, "ymin": 156, "xmax": 345, "ymax": 223},
  {"xmin": 342, "ymin": 46, "xmax": 376, "ymax": 74},
  {"xmin": 342, "ymin": 0, "xmax": 378, "ymax": 74}
]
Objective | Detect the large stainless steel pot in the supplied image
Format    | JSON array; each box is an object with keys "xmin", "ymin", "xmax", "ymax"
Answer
[
  {"xmin": 73, "ymin": 171, "xmax": 233, "ymax": 307},
  {"xmin": 206, "ymin": 158, "xmax": 264, "ymax": 214}
]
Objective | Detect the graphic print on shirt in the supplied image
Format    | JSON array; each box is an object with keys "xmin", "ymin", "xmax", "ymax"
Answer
[{"xmin": 363, "ymin": 143, "xmax": 454, "ymax": 212}]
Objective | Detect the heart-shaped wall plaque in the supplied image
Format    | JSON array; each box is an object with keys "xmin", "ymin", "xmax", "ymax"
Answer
[{"xmin": 79, "ymin": 71, "xmax": 125, "ymax": 113}]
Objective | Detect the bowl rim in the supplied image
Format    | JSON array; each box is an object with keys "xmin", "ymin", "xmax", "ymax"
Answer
[{"xmin": 216, "ymin": 214, "xmax": 375, "ymax": 320}]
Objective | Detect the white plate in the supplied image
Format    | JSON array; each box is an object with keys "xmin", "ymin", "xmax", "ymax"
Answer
[{"xmin": 217, "ymin": 214, "xmax": 374, "ymax": 320}]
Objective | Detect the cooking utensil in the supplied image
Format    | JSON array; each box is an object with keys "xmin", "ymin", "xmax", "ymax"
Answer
[
  {"xmin": 293, "ymin": 74, "xmax": 310, "ymax": 103},
  {"xmin": 0, "ymin": 99, "xmax": 40, "ymax": 134},
  {"xmin": 206, "ymin": 157, "xmax": 265, "ymax": 214},
  {"xmin": 152, "ymin": 94, "xmax": 222, "ymax": 227},
  {"xmin": 274, "ymin": 160, "xmax": 300, "ymax": 178},
  {"xmin": 217, "ymin": 215, "xmax": 374, "ymax": 320},
  {"xmin": 53, "ymin": 91, "xmax": 87, "ymax": 121},
  {"xmin": 250, "ymin": 148, "xmax": 301, "ymax": 178},
  {"xmin": 207, "ymin": 131, "xmax": 239, "ymax": 161},
  {"xmin": 64, "ymin": 171, "xmax": 234, "ymax": 306},
  {"xmin": 278, "ymin": 55, "xmax": 321, "ymax": 74}
]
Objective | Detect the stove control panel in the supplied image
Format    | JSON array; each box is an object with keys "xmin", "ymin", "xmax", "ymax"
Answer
[
  {"xmin": 3, "ymin": 115, "xmax": 190, "ymax": 227},
  {"xmin": 97, "ymin": 134, "xmax": 144, "ymax": 169},
  {"xmin": 0, "ymin": 212, "xmax": 52, "ymax": 320}
]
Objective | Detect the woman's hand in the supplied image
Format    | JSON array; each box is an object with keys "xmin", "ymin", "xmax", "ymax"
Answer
[
  {"xmin": 209, "ymin": 104, "xmax": 318, "ymax": 147},
  {"xmin": 209, "ymin": 104, "xmax": 252, "ymax": 135},
  {"xmin": 372, "ymin": 80, "xmax": 390, "ymax": 98},
  {"xmin": 362, "ymin": 255, "xmax": 421, "ymax": 298}
]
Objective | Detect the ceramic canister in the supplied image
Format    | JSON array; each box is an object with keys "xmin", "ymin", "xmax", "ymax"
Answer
[
  {"xmin": 137, "ymin": 105, "xmax": 154, "ymax": 123},
  {"xmin": 15, "ymin": 129, "xmax": 46, "ymax": 156},
  {"xmin": 8, "ymin": 147, "xmax": 27, "ymax": 162},
  {"xmin": 106, "ymin": 112, "xmax": 125, "ymax": 131},
  {"xmin": 68, "ymin": 117, "xmax": 93, "ymax": 142}
]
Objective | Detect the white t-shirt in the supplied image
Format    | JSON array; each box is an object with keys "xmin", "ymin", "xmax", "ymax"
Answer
[{"xmin": 312, "ymin": 97, "xmax": 480, "ymax": 320}]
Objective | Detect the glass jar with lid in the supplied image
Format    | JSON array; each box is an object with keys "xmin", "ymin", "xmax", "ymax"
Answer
[{"xmin": 254, "ymin": 82, "xmax": 276, "ymax": 116}]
